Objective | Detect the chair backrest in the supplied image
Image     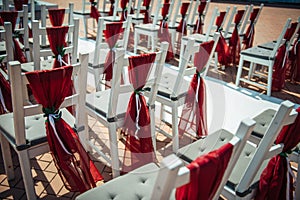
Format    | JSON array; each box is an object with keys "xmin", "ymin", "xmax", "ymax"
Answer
[
  {"xmin": 168, "ymin": 0, "xmax": 184, "ymax": 28},
  {"xmin": 91, "ymin": 15, "xmax": 132, "ymax": 68},
  {"xmin": 170, "ymin": 118, "xmax": 255, "ymax": 200},
  {"xmin": 107, "ymin": 42, "xmax": 168, "ymax": 120},
  {"xmin": 240, "ymin": 3, "xmax": 264, "ymax": 36},
  {"xmin": 223, "ymin": 5, "xmax": 249, "ymax": 38},
  {"xmin": 269, "ymin": 18, "xmax": 292, "ymax": 58},
  {"xmin": 234, "ymin": 100, "xmax": 297, "ymax": 195},
  {"xmin": 2, "ymin": 5, "xmax": 30, "ymax": 62},
  {"xmin": 186, "ymin": 0, "xmax": 210, "ymax": 26},
  {"xmin": 7, "ymin": 52, "xmax": 88, "ymax": 148},
  {"xmin": 31, "ymin": 18, "xmax": 79, "ymax": 70},
  {"xmin": 40, "ymin": 3, "xmax": 74, "ymax": 27}
]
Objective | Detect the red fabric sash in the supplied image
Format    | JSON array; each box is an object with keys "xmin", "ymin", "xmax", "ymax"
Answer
[
  {"xmin": 120, "ymin": 0, "xmax": 129, "ymax": 21},
  {"xmin": 178, "ymin": 40, "xmax": 213, "ymax": 138},
  {"xmin": 176, "ymin": 143, "xmax": 233, "ymax": 200},
  {"xmin": 48, "ymin": 8, "xmax": 65, "ymax": 26},
  {"xmin": 109, "ymin": 0, "xmax": 115, "ymax": 16},
  {"xmin": 90, "ymin": 0, "xmax": 100, "ymax": 22},
  {"xmin": 158, "ymin": 3, "xmax": 174, "ymax": 61},
  {"xmin": 103, "ymin": 22, "xmax": 123, "ymax": 81},
  {"xmin": 142, "ymin": 0, "xmax": 152, "ymax": 24},
  {"xmin": 46, "ymin": 26, "xmax": 69, "ymax": 68},
  {"xmin": 194, "ymin": 0, "xmax": 207, "ymax": 34},
  {"xmin": 242, "ymin": 8, "xmax": 259, "ymax": 50},
  {"xmin": 13, "ymin": 0, "xmax": 28, "ymax": 11},
  {"xmin": 229, "ymin": 10, "xmax": 245, "ymax": 65},
  {"xmin": 176, "ymin": 2, "xmax": 190, "ymax": 35},
  {"xmin": 0, "ymin": 72, "xmax": 12, "ymax": 114},
  {"xmin": 122, "ymin": 53, "xmax": 157, "ymax": 173},
  {"xmin": 215, "ymin": 11, "xmax": 230, "ymax": 66},
  {"xmin": 256, "ymin": 107, "xmax": 300, "ymax": 200},
  {"xmin": 0, "ymin": 11, "xmax": 27, "ymax": 63},
  {"xmin": 26, "ymin": 66, "xmax": 103, "ymax": 193},
  {"xmin": 289, "ymin": 34, "xmax": 300, "ymax": 81}
]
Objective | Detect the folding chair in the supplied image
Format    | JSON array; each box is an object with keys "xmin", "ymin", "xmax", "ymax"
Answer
[
  {"xmin": 0, "ymin": 53, "xmax": 92, "ymax": 200},
  {"xmin": 88, "ymin": 15, "xmax": 132, "ymax": 91},
  {"xmin": 235, "ymin": 18, "xmax": 292, "ymax": 96},
  {"xmin": 76, "ymin": 117, "xmax": 254, "ymax": 200},
  {"xmin": 20, "ymin": 18, "xmax": 79, "ymax": 71},
  {"xmin": 149, "ymin": 33, "xmax": 219, "ymax": 152},
  {"xmin": 83, "ymin": 42, "xmax": 168, "ymax": 178}
]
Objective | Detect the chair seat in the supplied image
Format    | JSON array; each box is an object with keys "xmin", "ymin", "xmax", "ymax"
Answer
[
  {"xmin": 257, "ymin": 41, "xmax": 277, "ymax": 50},
  {"xmin": 135, "ymin": 24, "xmax": 160, "ymax": 32},
  {"xmin": 182, "ymin": 33, "xmax": 213, "ymax": 43},
  {"xmin": 0, "ymin": 41, "xmax": 6, "ymax": 54},
  {"xmin": 76, "ymin": 162, "xmax": 172, "ymax": 200},
  {"xmin": 88, "ymin": 48, "xmax": 110, "ymax": 68},
  {"xmin": 74, "ymin": 10, "xmax": 91, "ymax": 16},
  {"xmin": 21, "ymin": 59, "xmax": 54, "ymax": 72},
  {"xmin": 86, "ymin": 89, "xmax": 131, "ymax": 120},
  {"xmin": 102, "ymin": 16, "xmax": 122, "ymax": 22},
  {"xmin": 155, "ymin": 73, "xmax": 190, "ymax": 101},
  {"xmin": 240, "ymin": 46, "xmax": 275, "ymax": 60},
  {"xmin": 0, "ymin": 108, "xmax": 75, "ymax": 150},
  {"xmin": 177, "ymin": 129, "xmax": 234, "ymax": 162}
]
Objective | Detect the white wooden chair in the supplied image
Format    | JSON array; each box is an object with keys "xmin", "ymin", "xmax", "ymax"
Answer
[
  {"xmin": 83, "ymin": 42, "xmax": 168, "ymax": 178},
  {"xmin": 149, "ymin": 33, "xmax": 219, "ymax": 152},
  {"xmin": 0, "ymin": 53, "xmax": 89, "ymax": 200},
  {"xmin": 134, "ymin": 0, "xmax": 172, "ymax": 53},
  {"xmin": 186, "ymin": 0, "xmax": 210, "ymax": 34},
  {"xmin": 129, "ymin": 0, "xmax": 147, "ymax": 25},
  {"xmin": 235, "ymin": 18, "xmax": 292, "ymax": 96},
  {"xmin": 19, "ymin": 18, "xmax": 79, "ymax": 72},
  {"xmin": 88, "ymin": 15, "xmax": 132, "ymax": 91},
  {"xmin": 76, "ymin": 117, "xmax": 253, "ymax": 200}
]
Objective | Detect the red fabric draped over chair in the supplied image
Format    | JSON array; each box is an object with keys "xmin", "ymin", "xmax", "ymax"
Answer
[
  {"xmin": 176, "ymin": 2, "xmax": 190, "ymax": 35},
  {"xmin": 103, "ymin": 22, "xmax": 123, "ymax": 81},
  {"xmin": 285, "ymin": 25, "xmax": 299, "ymax": 81},
  {"xmin": 229, "ymin": 10, "xmax": 245, "ymax": 65},
  {"xmin": 159, "ymin": 3, "xmax": 174, "ymax": 61},
  {"xmin": 272, "ymin": 22, "xmax": 297, "ymax": 92},
  {"xmin": 256, "ymin": 107, "xmax": 300, "ymax": 200},
  {"xmin": 176, "ymin": 143, "xmax": 233, "ymax": 200},
  {"xmin": 0, "ymin": 11, "xmax": 27, "ymax": 63},
  {"xmin": 25, "ymin": 66, "xmax": 103, "ymax": 193},
  {"xmin": 48, "ymin": 8, "xmax": 65, "ymax": 26},
  {"xmin": 142, "ymin": 0, "xmax": 152, "ymax": 24},
  {"xmin": 178, "ymin": 40, "xmax": 214, "ymax": 138},
  {"xmin": 46, "ymin": 26, "xmax": 69, "ymax": 68},
  {"xmin": 120, "ymin": 0, "xmax": 129, "ymax": 21},
  {"xmin": 109, "ymin": 0, "xmax": 115, "ymax": 16},
  {"xmin": 122, "ymin": 53, "xmax": 157, "ymax": 173},
  {"xmin": 0, "ymin": 72, "xmax": 12, "ymax": 114},
  {"xmin": 90, "ymin": 0, "xmax": 100, "ymax": 22},
  {"xmin": 194, "ymin": 0, "xmax": 207, "ymax": 34},
  {"xmin": 13, "ymin": 0, "xmax": 28, "ymax": 11},
  {"xmin": 215, "ymin": 11, "xmax": 230, "ymax": 66},
  {"xmin": 242, "ymin": 8, "xmax": 259, "ymax": 50}
]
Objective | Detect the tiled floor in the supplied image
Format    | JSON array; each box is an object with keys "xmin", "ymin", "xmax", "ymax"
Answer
[{"xmin": 0, "ymin": 1, "xmax": 299, "ymax": 199}]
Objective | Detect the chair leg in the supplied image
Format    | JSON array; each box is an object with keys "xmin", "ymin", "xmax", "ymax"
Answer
[
  {"xmin": 235, "ymin": 55, "xmax": 244, "ymax": 86},
  {"xmin": 295, "ymin": 154, "xmax": 300, "ymax": 200},
  {"xmin": 0, "ymin": 135, "xmax": 15, "ymax": 180},
  {"xmin": 151, "ymin": 35, "xmax": 155, "ymax": 52},
  {"xmin": 247, "ymin": 62, "xmax": 255, "ymax": 80},
  {"xmin": 179, "ymin": 41, "xmax": 185, "ymax": 60},
  {"xmin": 149, "ymin": 107, "xmax": 157, "ymax": 153},
  {"xmin": 108, "ymin": 123, "xmax": 120, "ymax": 178},
  {"xmin": 134, "ymin": 31, "xmax": 138, "ymax": 54},
  {"xmin": 267, "ymin": 63, "xmax": 274, "ymax": 96},
  {"xmin": 18, "ymin": 150, "xmax": 37, "ymax": 200},
  {"xmin": 172, "ymin": 104, "xmax": 179, "ymax": 153},
  {"xmin": 83, "ymin": 17, "xmax": 88, "ymax": 39},
  {"xmin": 93, "ymin": 68, "xmax": 102, "ymax": 92}
]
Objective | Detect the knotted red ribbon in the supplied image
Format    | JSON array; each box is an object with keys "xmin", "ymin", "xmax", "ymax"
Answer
[
  {"xmin": 194, "ymin": 0, "xmax": 207, "ymax": 34},
  {"xmin": 90, "ymin": 0, "xmax": 101, "ymax": 22}
]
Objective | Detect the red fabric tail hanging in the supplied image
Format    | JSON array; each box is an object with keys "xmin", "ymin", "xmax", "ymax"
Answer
[
  {"xmin": 13, "ymin": 0, "xmax": 28, "ymax": 11},
  {"xmin": 122, "ymin": 53, "xmax": 157, "ymax": 173},
  {"xmin": 158, "ymin": 3, "xmax": 174, "ymax": 61},
  {"xmin": 25, "ymin": 66, "xmax": 103, "ymax": 193},
  {"xmin": 46, "ymin": 26, "xmax": 69, "ymax": 68},
  {"xmin": 120, "ymin": 0, "xmax": 129, "ymax": 21},
  {"xmin": 108, "ymin": 0, "xmax": 115, "ymax": 16},
  {"xmin": 103, "ymin": 22, "xmax": 123, "ymax": 81},
  {"xmin": 256, "ymin": 107, "xmax": 300, "ymax": 200},
  {"xmin": 90, "ymin": 0, "xmax": 101, "ymax": 22},
  {"xmin": 176, "ymin": 143, "xmax": 233, "ymax": 200},
  {"xmin": 242, "ymin": 8, "xmax": 259, "ymax": 50},
  {"xmin": 142, "ymin": 0, "xmax": 152, "ymax": 24},
  {"xmin": 176, "ymin": 2, "xmax": 190, "ymax": 35},
  {"xmin": 48, "ymin": 8, "xmax": 65, "ymax": 26},
  {"xmin": 272, "ymin": 43, "xmax": 288, "ymax": 92},
  {"xmin": 290, "ymin": 35, "xmax": 300, "ymax": 81},
  {"xmin": 229, "ymin": 10, "xmax": 245, "ymax": 65},
  {"xmin": 0, "ymin": 11, "xmax": 27, "ymax": 63},
  {"xmin": 215, "ymin": 11, "xmax": 230, "ymax": 67},
  {"xmin": 194, "ymin": 0, "xmax": 207, "ymax": 34},
  {"xmin": 178, "ymin": 41, "xmax": 213, "ymax": 138},
  {"xmin": 0, "ymin": 72, "xmax": 12, "ymax": 114}
]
